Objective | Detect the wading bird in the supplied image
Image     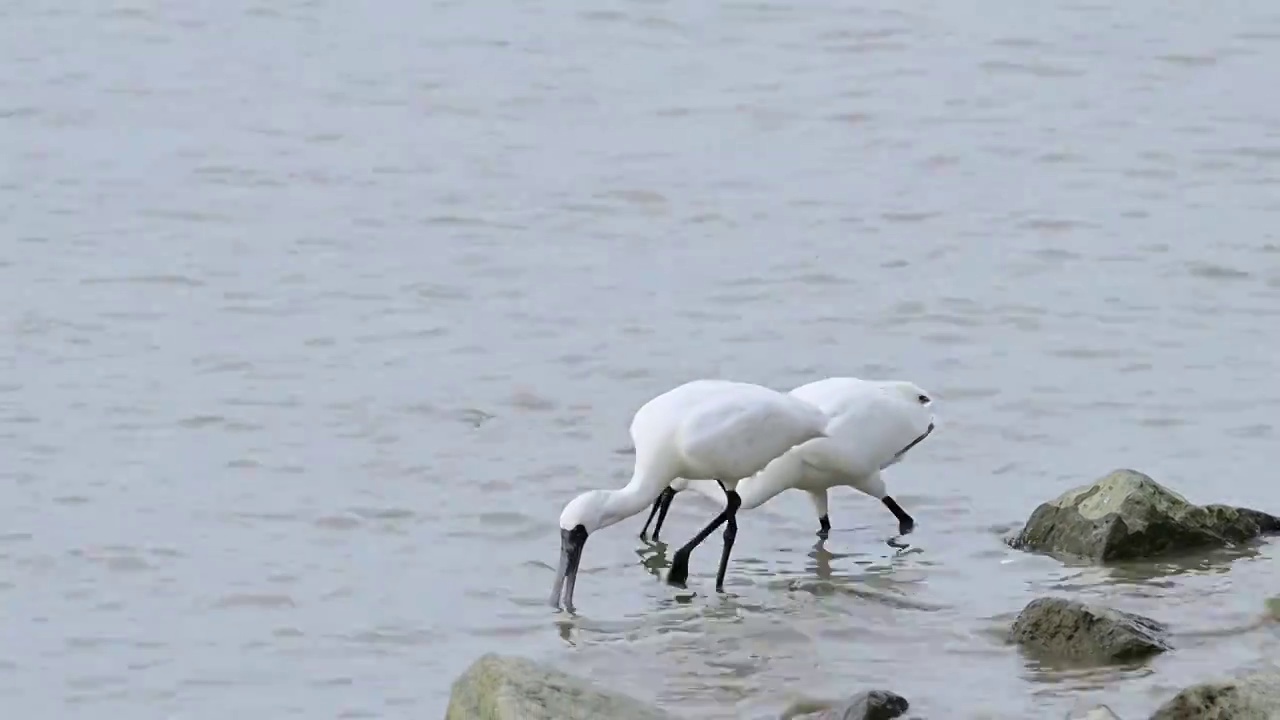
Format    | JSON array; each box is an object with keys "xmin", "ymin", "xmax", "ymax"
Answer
[
  {"xmin": 549, "ymin": 378, "xmax": 829, "ymax": 611},
  {"xmin": 642, "ymin": 378, "xmax": 936, "ymax": 587}
]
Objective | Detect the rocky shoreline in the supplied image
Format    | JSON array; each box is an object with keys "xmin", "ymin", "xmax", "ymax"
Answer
[
  {"xmin": 445, "ymin": 653, "xmax": 917, "ymax": 720},
  {"xmin": 446, "ymin": 469, "xmax": 1280, "ymax": 719}
]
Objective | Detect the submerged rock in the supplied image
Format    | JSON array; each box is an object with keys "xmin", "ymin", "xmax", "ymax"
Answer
[
  {"xmin": 1009, "ymin": 597, "xmax": 1171, "ymax": 663},
  {"xmin": 1266, "ymin": 596, "xmax": 1280, "ymax": 623},
  {"xmin": 1009, "ymin": 469, "xmax": 1280, "ymax": 562},
  {"xmin": 446, "ymin": 653, "xmax": 678, "ymax": 720},
  {"xmin": 1149, "ymin": 669, "xmax": 1280, "ymax": 720},
  {"xmin": 781, "ymin": 690, "xmax": 910, "ymax": 720}
]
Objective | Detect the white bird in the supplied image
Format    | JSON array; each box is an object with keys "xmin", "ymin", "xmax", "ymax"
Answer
[
  {"xmin": 550, "ymin": 378, "xmax": 829, "ymax": 611},
  {"xmin": 638, "ymin": 378, "xmax": 936, "ymax": 547}
]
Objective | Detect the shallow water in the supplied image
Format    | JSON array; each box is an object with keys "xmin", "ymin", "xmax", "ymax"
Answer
[{"xmin": 4, "ymin": 1, "xmax": 1280, "ymax": 718}]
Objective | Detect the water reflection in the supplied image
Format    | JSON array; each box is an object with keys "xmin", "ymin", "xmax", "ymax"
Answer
[
  {"xmin": 1033, "ymin": 543, "xmax": 1267, "ymax": 592},
  {"xmin": 636, "ymin": 540, "xmax": 671, "ymax": 577},
  {"xmin": 801, "ymin": 537, "xmax": 922, "ymax": 581},
  {"xmin": 8, "ymin": 0, "xmax": 1280, "ymax": 718},
  {"xmin": 1021, "ymin": 660, "xmax": 1159, "ymax": 689}
]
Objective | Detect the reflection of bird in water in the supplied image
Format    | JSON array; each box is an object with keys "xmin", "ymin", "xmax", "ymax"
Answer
[
  {"xmin": 549, "ymin": 378, "xmax": 829, "ymax": 612},
  {"xmin": 804, "ymin": 535, "xmax": 921, "ymax": 582},
  {"xmin": 808, "ymin": 539, "xmax": 839, "ymax": 580},
  {"xmin": 635, "ymin": 542, "xmax": 670, "ymax": 579},
  {"xmin": 641, "ymin": 377, "xmax": 937, "ymax": 555}
]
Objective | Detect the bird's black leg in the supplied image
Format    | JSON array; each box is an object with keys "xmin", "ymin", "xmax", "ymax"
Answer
[
  {"xmin": 640, "ymin": 496, "xmax": 662, "ymax": 541},
  {"xmin": 882, "ymin": 496, "xmax": 915, "ymax": 535},
  {"xmin": 667, "ymin": 480, "xmax": 741, "ymax": 590},
  {"xmin": 650, "ymin": 486, "xmax": 676, "ymax": 541},
  {"xmin": 714, "ymin": 490, "xmax": 742, "ymax": 593},
  {"xmin": 640, "ymin": 487, "xmax": 677, "ymax": 542},
  {"xmin": 817, "ymin": 514, "xmax": 831, "ymax": 539},
  {"xmin": 666, "ymin": 509, "xmax": 727, "ymax": 586}
]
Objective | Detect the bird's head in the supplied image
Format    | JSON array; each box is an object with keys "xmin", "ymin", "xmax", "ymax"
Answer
[
  {"xmin": 877, "ymin": 381, "xmax": 938, "ymax": 467},
  {"xmin": 558, "ymin": 489, "xmax": 615, "ymax": 534},
  {"xmin": 549, "ymin": 489, "xmax": 617, "ymax": 612}
]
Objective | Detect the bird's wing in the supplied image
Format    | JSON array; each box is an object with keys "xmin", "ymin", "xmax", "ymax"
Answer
[
  {"xmin": 799, "ymin": 385, "xmax": 913, "ymax": 477},
  {"xmin": 790, "ymin": 377, "xmax": 880, "ymax": 418},
  {"xmin": 677, "ymin": 389, "xmax": 826, "ymax": 481}
]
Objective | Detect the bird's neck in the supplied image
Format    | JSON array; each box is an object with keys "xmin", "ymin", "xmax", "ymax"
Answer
[
  {"xmin": 599, "ymin": 464, "xmax": 673, "ymax": 531},
  {"xmin": 853, "ymin": 469, "xmax": 886, "ymax": 499},
  {"xmin": 734, "ymin": 452, "xmax": 806, "ymax": 510}
]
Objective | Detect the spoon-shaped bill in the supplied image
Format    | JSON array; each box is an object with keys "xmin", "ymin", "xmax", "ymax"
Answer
[{"xmin": 549, "ymin": 525, "xmax": 588, "ymax": 610}]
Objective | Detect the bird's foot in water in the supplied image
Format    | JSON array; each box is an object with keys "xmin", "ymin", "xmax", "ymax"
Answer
[
  {"xmin": 816, "ymin": 514, "xmax": 831, "ymax": 539},
  {"xmin": 888, "ymin": 520, "xmax": 916, "ymax": 550},
  {"xmin": 666, "ymin": 550, "xmax": 690, "ymax": 586},
  {"xmin": 882, "ymin": 497, "xmax": 914, "ymax": 538}
]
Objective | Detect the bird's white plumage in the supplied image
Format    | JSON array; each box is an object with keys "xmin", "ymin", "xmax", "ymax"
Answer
[
  {"xmin": 789, "ymin": 377, "xmax": 932, "ymax": 482},
  {"xmin": 551, "ymin": 378, "xmax": 829, "ymax": 609},
  {"xmin": 676, "ymin": 377, "xmax": 935, "ymax": 513},
  {"xmin": 674, "ymin": 383, "xmax": 831, "ymax": 483},
  {"xmin": 560, "ymin": 379, "xmax": 829, "ymax": 532}
]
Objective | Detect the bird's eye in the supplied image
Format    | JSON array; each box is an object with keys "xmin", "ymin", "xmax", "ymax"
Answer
[{"xmin": 917, "ymin": 394, "xmax": 930, "ymax": 404}]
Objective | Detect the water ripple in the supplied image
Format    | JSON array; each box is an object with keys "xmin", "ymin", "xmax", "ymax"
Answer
[{"xmin": 4, "ymin": 1, "xmax": 1280, "ymax": 719}]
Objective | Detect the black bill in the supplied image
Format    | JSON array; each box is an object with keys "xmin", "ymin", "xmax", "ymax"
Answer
[
  {"xmin": 549, "ymin": 525, "xmax": 588, "ymax": 611},
  {"xmin": 886, "ymin": 422, "xmax": 934, "ymax": 467}
]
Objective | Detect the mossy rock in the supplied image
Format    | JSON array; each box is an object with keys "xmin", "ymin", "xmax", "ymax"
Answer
[
  {"xmin": 1009, "ymin": 469, "xmax": 1280, "ymax": 562},
  {"xmin": 1149, "ymin": 670, "xmax": 1280, "ymax": 720},
  {"xmin": 1009, "ymin": 596, "xmax": 1170, "ymax": 664},
  {"xmin": 782, "ymin": 690, "xmax": 911, "ymax": 720},
  {"xmin": 446, "ymin": 653, "xmax": 678, "ymax": 720}
]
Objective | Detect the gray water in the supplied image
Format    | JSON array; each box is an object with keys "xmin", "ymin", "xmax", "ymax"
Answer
[{"xmin": 4, "ymin": 1, "xmax": 1280, "ymax": 718}]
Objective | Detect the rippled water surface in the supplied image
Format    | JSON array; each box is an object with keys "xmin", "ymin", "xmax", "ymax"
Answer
[{"xmin": 4, "ymin": 1, "xmax": 1280, "ymax": 718}]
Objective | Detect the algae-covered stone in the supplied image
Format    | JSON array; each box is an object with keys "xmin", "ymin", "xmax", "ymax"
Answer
[
  {"xmin": 1009, "ymin": 597, "xmax": 1170, "ymax": 663},
  {"xmin": 1149, "ymin": 669, "xmax": 1280, "ymax": 720},
  {"xmin": 1265, "ymin": 597, "xmax": 1280, "ymax": 623},
  {"xmin": 446, "ymin": 653, "xmax": 678, "ymax": 720},
  {"xmin": 782, "ymin": 689, "xmax": 911, "ymax": 720},
  {"xmin": 1009, "ymin": 469, "xmax": 1280, "ymax": 562}
]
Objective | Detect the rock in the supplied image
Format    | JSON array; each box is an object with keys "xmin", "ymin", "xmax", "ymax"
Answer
[
  {"xmin": 1149, "ymin": 669, "xmax": 1280, "ymax": 720},
  {"xmin": 781, "ymin": 690, "xmax": 910, "ymax": 720},
  {"xmin": 1009, "ymin": 597, "xmax": 1171, "ymax": 663},
  {"xmin": 445, "ymin": 653, "xmax": 679, "ymax": 720},
  {"xmin": 1009, "ymin": 469, "xmax": 1280, "ymax": 562},
  {"xmin": 1266, "ymin": 597, "xmax": 1280, "ymax": 623}
]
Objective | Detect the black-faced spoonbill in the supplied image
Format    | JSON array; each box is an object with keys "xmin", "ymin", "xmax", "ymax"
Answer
[
  {"xmin": 648, "ymin": 379, "xmax": 936, "ymax": 585},
  {"xmin": 549, "ymin": 378, "xmax": 829, "ymax": 611}
]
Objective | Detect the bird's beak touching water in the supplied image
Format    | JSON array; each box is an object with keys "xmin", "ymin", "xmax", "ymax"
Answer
[{"xmin": 550, "ymin": 524, "xmax": 589, "ymax": 611}]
